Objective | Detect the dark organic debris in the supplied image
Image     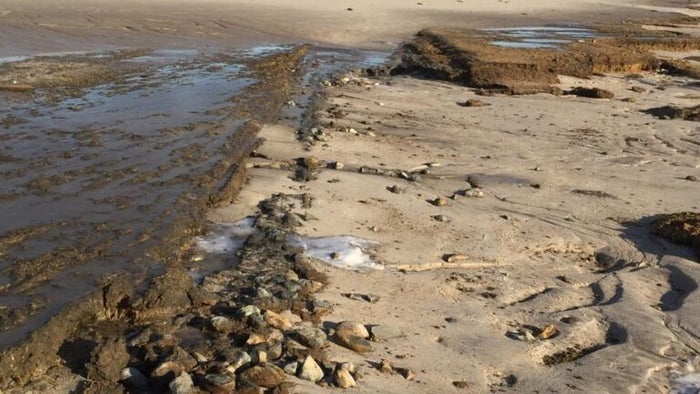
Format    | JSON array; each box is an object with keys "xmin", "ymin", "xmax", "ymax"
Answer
[
  {"xmin": 565, "ymin": 87, "xmax": 614, "ymax": 99},
  {"xmin": 643, "ymin": 104, "xmax": 700, "ymax": 121},
  {"xmin": 571, "ymin": 189, "xmax": 616, "ymax": 199},
  {"xmin": 651, "ymin": 212, "xmax": 700, "ymax": 258}
]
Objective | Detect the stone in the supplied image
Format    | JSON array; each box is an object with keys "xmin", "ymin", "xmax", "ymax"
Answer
[
  {"xmin": 334, "ymin": 368, "xmax": 356, "ymax": 388},
  {"xmin": 464, "ymin": 189, "xmax": 484, "ymax": 198},
  {"xmin": 247, "ymin": 333, "xmax": 268, "ymax": 346},
  {"xmin": 298, "ymin": 356, "xmax": 324, "ymax": 382},
  {"xmin": 433, "ymin": 214, "xmax": 449, "ymax": 222},
  {"xmin": 329, "ymin": 161, "xmax": 344, "ymax": 170},
  {"xmin": 443, "ymin": 253, "xmax": 467, "ymax": 263},
  {"xmin": 432, "ymin": 196, "xmax": 448, "ymax": 206},
  {"xmin": 453, "ymin": 380, "xmax": 470, "ymax": 389},
  {"xmin": 239, "ymin": 305, "xmax": 262, "ymax": 318},
  {"xmin": 336, "ymin": 321, "xmax": 370, "ymax": 339},
  {"xmin": 120, "ymin": 367, "xmax": 148, "ymax": 388},
  {"xmin": 211, "ymin": 316, "xmax": 235, "ymax": 333},
  {"xmin": 169, "ymin": 372, "xmax": 196, "ymax": 394},
  {"xmin": 398, "ymin": 368, "xmax": 416, "ymax": 380},
  {"xmin": 370, "ymin": 325, "xmax": 403, "ymax": 341},
  {"xmin": 151, "ymin": 361, "xmax": 187, "ymax": 384},
  {"xmin": 293, "ymin": 327, "xmax": 328, "ymax": 348},
  {"xmin": 239, "ymin": 363, "xmax": 287, "ymax": 388},
  {"xmin": 538, "ymin": 324, "xmax": 558, "ymax": 340},
  {"xmin": 335, "ymin": 323, "xmax": 373, "ymax": 353},
  {"xmin": 311, "ymin": 299, "xmax": 333, "ymax": 314},
  {"xmin": 387, "ymin": 185, "xmax": 404, "ymax": 194},
  {"xmin": 255, "ymin": 287, "xmax": 272, "ymax": 298},
  {"xmin": 264, "ymin": 310, "xmax": 293, "ymax": 331},
  {"xmin": 284, "ymin": 362, "xmax": 299, "ymax": 375},
  {"xmin": 685, "ymin": 175, "xmax": 699, "ymax": 182},
  {"xmin": 87, "ymin": 337, "xmax": 130, "ymax": 383},
  {"xmin": 203, "ymin": 374, "xmax": 236, "ymax": 393},
  {"xmin": 304, "ymin": 156, "xmax": 320, "ymax": 169},
  {"xmin": 630, "ymin": 86, "xmax": 646, "ymax": 93},
  {"xmin": 228, "ymin": 350, "xmax": 252, "ymax": 372},
  {"xmin": 379, "ymin": 359, "xmax": 393, "ymax": 374}
]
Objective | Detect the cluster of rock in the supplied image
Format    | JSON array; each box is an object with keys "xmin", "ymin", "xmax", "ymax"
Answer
[{"xmin": 73, "ymin": 193, "xmax": 395, "ymax": 393}]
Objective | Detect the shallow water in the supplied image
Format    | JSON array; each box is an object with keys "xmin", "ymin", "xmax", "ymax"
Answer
[
  {"xmin": 0, "ymin": 45, "xmax": 390, "ymax": 347},
  {"xmin": 484, "ymin": 25, "xmax": 598, "ymax": 49}
]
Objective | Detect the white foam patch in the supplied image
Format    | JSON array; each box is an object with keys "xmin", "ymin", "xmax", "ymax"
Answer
[
  {"xmin": 287, "ymin": 235, "xmax": 383, "ymax": 271},
  {"xmin": 195, "ymin": 217, "xmax": 257, "ymax": 254},
  {"xmin": 673, "ymin": 373, "xmax": 700, "ymax": 394}
]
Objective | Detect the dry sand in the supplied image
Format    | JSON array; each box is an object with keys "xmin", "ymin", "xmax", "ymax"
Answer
[
  {"xmin": 0, "ymin": 0, "xmax": 689, "ymax": 55},
  {"xmin": 2, "ymin": 0, "xmax": 700, "ymax": 392}
]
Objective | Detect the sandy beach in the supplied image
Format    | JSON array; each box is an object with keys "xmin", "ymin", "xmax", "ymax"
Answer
[{"xmin": 1, "ymin": 0, "xmax": 700, "ymax": 393}]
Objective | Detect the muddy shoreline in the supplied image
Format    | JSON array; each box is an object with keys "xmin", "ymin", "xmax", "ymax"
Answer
[{"xmin": 1, "ymin": 9, "xmax": 699, "ymax": 393}]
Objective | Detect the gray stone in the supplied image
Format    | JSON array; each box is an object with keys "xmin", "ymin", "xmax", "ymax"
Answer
[
  {"xmin": 312, "ymin": 299, "xmax": 333, "ymax": 314},
  {"xmin": 228, "ymin": 350, "xmax": 252, "ymax": 372},
  {"xmin": 238, "ymin": 305, "xmax": 262, "ymax": 318},
  {"xmin": 298, "ymin": 356, "xmax": 324, "ymax": 382},
  {"xmin": 370, "ymin": 324, "xmax": 403, "ymax": 341},
  {"xmin": 211, "ymin": 316, "xmax": 234, "ymax": 333},
  {"xmin": 293, "ymin": 327, "xmax": 327, "ymax": 348}
]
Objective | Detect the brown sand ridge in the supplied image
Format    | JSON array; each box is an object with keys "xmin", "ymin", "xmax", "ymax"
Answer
[{"xmin": 393, "ymin": 22, "xmax": 700, "ymax": 94}]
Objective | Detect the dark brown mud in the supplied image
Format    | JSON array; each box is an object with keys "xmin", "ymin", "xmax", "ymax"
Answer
[
  {"xmin": 0, "ymin": 46, "xmax": 307, "ymax": 388},
  {"xmin": 391, "ymin": 17, "xmax": 700, "ymax": 94}
]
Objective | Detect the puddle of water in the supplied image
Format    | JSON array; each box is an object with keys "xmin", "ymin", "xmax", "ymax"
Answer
[
  {"xmin": 287, "ymin": 234, "xmax": 383, "ymax": 271},
  {"xmin": 0, "ymin": 50, "xmax": 255, "ymax": 346},
  {"xmin": 484, "ymin": 25, "xmax": 598, "ymax": 49},
  {"xmin": 491, "ymin": 41, "xmax": 559, "ymax": 49},
  {"xmin": 243, "ymin": 45, "xmax": 293, "ymax": 57},
  {"xmin": 0, "ymin": 56, "xmax": 29, "ymax": 65}
]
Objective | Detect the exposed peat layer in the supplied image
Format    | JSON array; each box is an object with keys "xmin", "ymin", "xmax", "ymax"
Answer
[{"xmin": 392, "ymin": 17, "xmax": 700, "ymax": 95}]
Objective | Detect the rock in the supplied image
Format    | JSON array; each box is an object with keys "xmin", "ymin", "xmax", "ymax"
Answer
[
  {"xmin": 505, "ymin": 327, "xmax": 537, "ymax": 342},
  {"xmin": 247, "ymin": 333, "xmax": 269, "ymax": 346},
  {"xmin": 87, "ymin": 338, "xmax": 130, "ymax": 383},
  {"xmin": 311, "ymin": 299, "xmax": 333, "ymax": 314},
  {"xmin": 335, "ymin": 325, "xmax": 373, "ymax": 353},
  {"xmin": 432, "ymin": 196, "xmax": 448, "ymax": 206},
  {"xmin": 538, "ymin": 324, "xmax": 558, "ymax": 340},
  {"xmin": 379, "ymin": 359, "xmax": 393, "ymax": 374},
  {"xmin": 255, "ymin": 287, "xmax": 272, "ymax": 298},
  {"xmin": 239, "ymin": 305, "xmax": 262, "ymax": 318},
  {"xmin": 442, "ymin": 253, "xmax": 467, "ymax": 263},
  {"xmin": 370, "ymin": 325, "xmax": 403, "ymax": 341},
  {"xmin": 630, "ymin": 86, "xmax": 646, "ymax": 93},
  {"xmin": 457, "ymin": 99, "xmax": 488, "ymax": 107},
  {"xmin": 284, "ymin": 362, "xmax": 299, "ymax": 375},
  {"xmin": 397, "ymin": 368, "xmax": 416, "ymax": 381},
  {"xmin": 565, "ymin": 87, "xmax": 614, "ymax": 99},
  {"xmin": 466, "ymin": 175, "xmax": 482, "ymax": 188},
  {"xmin": 211, "ymin": 316, "xmax": 235, "ymax": 333},
  {"xmin": 203, "ymin": 374, "xmax": 236, "ymax": 393},
  {"xmin": 387, "ymin": 185, "xmax": 404, "ymax": 194},
  {"xmin": 341, "ymin": 293, "xmax": 380, "ymax": 303},
  {"xmin": 651, "ymin": 212, "xmax": 700, "ymax": 258},
  {"xmin": 264, "ymin": 310, "xmax": 293, "ymax": 331},
  {"xmin": 228, "ymin": 350, "xmax": 252, "ymax": 373},
  {"xmin": 464, "ymin": 188, "xmax": 484, "ymax": 198},
  {"xmin": 334, "ymin": 368, "xmax": 356, "ymax": 388},
  {"xmin": 433, "ymin": 214, "xmax": 449, "ymax": 222},
  {"xmin": 239, "ymin": 363, "xmax": 287, "ymax": 388},
  {"xmin": 453, "ymin": 380, "xmax": 470, "ymax": 389},
  {"xmin": 293, "ymin": 327, "xmax": 328, "ymax": 348},
  {"xmin": 170, "ymin": 372, "xmax": 196, "ymax": 394},
  {"xmin": 120, "ymin": 367, "xmax": 148, "ymax": 388},
  {"xmin": 236, "ymin": 379, "xmax": 265, "ymax": 394},
  {"xmin": 336, "ymin": 321, "xmax": 370, "ymax": 338},
  {"xmin": 328, "ymin": 161, "xmax": 344, "ymax": 170},
  {"xmin": 685, "ymin": 175, "xmax": 698, "ymax": 182},
  {"xmin": 298, "ymin": 356, "xmax": 324, "ymax": 382},
  {"xmin": 151, "ymin": 361, "xmax": 188, "ymax": 384}
]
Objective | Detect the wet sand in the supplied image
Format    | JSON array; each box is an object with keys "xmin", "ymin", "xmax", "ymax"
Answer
[{"xmin": 1, "ymin": 0, "xmax": 700, "ymax": 392}]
